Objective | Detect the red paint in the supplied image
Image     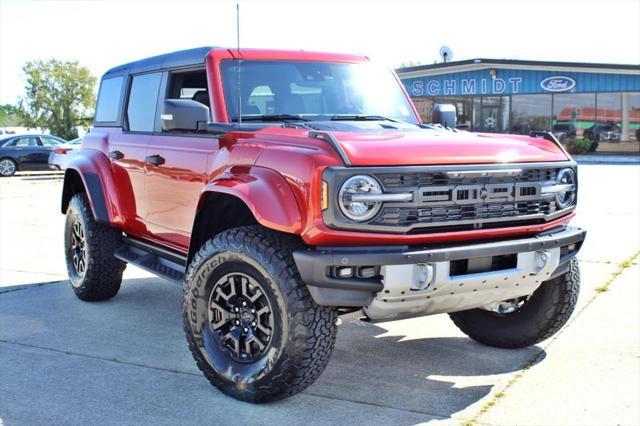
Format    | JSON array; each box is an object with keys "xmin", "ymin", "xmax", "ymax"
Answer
[{"xmin": 74, "ymin": 48, "xmax": 575, "ymax": 255}]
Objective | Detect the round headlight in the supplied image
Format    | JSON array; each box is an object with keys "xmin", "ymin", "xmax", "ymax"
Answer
[
  {"xmin": 338, "ymin": 175, "xmax": 383, "ymax": 221},
  {"xmin": 555, "ymin": 168, "xmax": 576, "ymax": 209}
]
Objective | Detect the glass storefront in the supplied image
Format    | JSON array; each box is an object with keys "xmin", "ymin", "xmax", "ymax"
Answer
[{"xmin": 410, "ymin": 92, "xmax": 640, "ymax": 152}]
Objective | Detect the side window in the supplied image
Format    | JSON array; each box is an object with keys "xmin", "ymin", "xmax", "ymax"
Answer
[
  {"xmin": 14, "ymin": 137, "xmax": 39, "ymax": 147},
  {"xmin": 41, "ymin": 136, "xmax": 62, "ymax": 146},
  {"xmin": 95, "ymin": 76, "xmax": 124, "ymax": 123},
  {"xmin": 127, "ymin": 72, "xmax": 162, "ymax": 132},
  {"xmin": 166, "ymin": 69, "xmax": 210, "ymax": 114}
]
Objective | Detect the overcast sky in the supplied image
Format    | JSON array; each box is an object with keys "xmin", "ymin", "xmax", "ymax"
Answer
[{"xmin": 1, "ymin": 0, "xmax": 639, "ymax": 104}]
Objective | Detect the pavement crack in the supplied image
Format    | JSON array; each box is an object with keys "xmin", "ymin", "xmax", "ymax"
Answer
[
  {"xmin": 0, "ymin": 339, "xmax": 202, "ymax": 378},
  {"xmin": 301, "ymin": 390, "xmax": 449, "ymax": 419},
  {"xmin": 0, "ymin": 280, "xmax": 66, "ymax": 295}
]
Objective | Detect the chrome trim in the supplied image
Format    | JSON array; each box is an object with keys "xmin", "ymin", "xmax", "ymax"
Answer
[
  {"xmin": 446, "ymin": 168, "xmax": 523, "ymax": 178},
  {"xmin": 351, "ymin": 193, "xmax": 413, "ymax": 202},
  {"xmin": 541, "ymin": 183, "xmax": 576, "ymax": 194}
]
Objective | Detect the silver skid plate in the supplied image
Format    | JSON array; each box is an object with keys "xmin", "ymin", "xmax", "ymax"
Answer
[{"xmin": 364, "ymin": 248, "xmax": 560, "ymax": 320}]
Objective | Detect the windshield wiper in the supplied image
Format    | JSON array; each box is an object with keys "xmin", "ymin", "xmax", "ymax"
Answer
[
  {"xmin": 330, "ymin": 114, "xmax": 399, "ymax": 122},
  {"xmin": 231, "ymin": 114, "xmax": 308, "ymax": 122}
]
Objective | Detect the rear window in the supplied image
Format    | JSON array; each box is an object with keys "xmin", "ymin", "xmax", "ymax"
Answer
[
  {"xmin": 95, "ymin": 76, "xmax": 124, "ymax": 123},
  {"xmin": 127, "ymin": 73, "xmax": 162, "ymax": 132}
]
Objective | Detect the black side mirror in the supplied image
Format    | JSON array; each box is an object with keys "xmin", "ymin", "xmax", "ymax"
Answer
[
  {"xmin": 161, "ymin": 99, "xmax": 209, "ymax": 132},
  {"xmin": 432, "ymin": 104, "xmax": 457, "ymax": 128}
]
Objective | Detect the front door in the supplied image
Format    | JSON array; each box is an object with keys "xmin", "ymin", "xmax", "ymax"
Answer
[{"xmin": 144, "ymin": 68, "xmax": 214, "ymax": 251}]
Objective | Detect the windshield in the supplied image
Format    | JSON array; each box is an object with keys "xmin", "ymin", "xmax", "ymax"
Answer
[{"xmin": 220, "ymin": 60, "xmax": 418, "ymax": 124}]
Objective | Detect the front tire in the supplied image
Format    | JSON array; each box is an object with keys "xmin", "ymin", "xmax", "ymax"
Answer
[
  {"xmin": 183, "ymin": 226, "xmax": 337, "ymax": 403},
  {"xmin": 449, "ymin": 258, "xmax": 580, "ymax": 348},
  {"xmin": 0, "ymin": 158, "xmax": 17, "ymax": 176},
  {"xmin": 64, "ymin": 193, "xmax": 126, "ymax": 301}
]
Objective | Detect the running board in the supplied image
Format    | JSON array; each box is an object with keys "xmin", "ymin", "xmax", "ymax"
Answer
[{"xmin": 114, "ymin": 237, "xmax": 186, "ymax": 285}]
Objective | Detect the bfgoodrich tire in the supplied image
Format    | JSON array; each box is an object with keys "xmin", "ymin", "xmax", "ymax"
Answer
[
  {"xmin": 64, "ymin": 193, "xmax": 126, "ymax": 301},
  {"xmin": 183, "ymin": 226, "xmax": 337, "ymax": 403},
  {"xmin": 449, "ymin": 258, "xmax": 580, "ymax": 348}
]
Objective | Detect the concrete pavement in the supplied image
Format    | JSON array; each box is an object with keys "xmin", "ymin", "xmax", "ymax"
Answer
[{"xmin": 0, "ymin": 164, "xmax": 639, "ymax": 425}]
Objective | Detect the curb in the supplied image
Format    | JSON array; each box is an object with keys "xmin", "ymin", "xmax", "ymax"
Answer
[{"xmin": 574, "ymin": 155, "xmax": 640, "ymax": 164}]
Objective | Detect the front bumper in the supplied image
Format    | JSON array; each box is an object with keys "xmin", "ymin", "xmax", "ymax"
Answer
[{"xmin": 293, "ymin": 226, "xmax": 586, "ymax": 309}]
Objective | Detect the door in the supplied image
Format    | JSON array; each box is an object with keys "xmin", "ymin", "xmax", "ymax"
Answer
[
  {"xmin": 10, "ymin": 136, "xmax": 44, "ymax": 169},
  {"xmin": 38, "ymin": 136, "xmax": 65, "ymax": 169},
  {"xmin": 108, "ymin": 72, "xmax": 163, "ymax": 237},
  {"xmin": 144, "ymin": 68, "xmax": 213, "ymax": 251}
]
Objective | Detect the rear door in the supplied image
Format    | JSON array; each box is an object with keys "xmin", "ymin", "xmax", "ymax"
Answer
[
  {"xmin": 144, "ymin": 68, "xmax": 214, "ymax": 251},
  {"xmin": 11, "ymin": 136, "xmax": 42, "ymax": 168},
  {"xmin": 109, "ymin": 72, "xmax": 163, "ymax": 237}
]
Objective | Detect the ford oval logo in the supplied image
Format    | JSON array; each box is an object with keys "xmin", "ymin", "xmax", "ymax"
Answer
[{"xmin": 540, "ymin": 76, "xmax": 576, "ymax": 92}]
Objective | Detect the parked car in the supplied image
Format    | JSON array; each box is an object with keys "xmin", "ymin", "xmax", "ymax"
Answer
[
  {"xmin": 48, "ymin": 137, "xmax": 82, "ymax": 171},
  {"xmin": 60, "ymin": 47, "xmax": 585, "ymax": 403},
  {"xmin": 583, "ymin": 122, "xmax": 621, "ymax": 142},
  {"xmin": 551, "ymin": 123, "xmax": 577, "ymax": 142},
  {"xmin": 0, "ymin": 134, "xmax": 67, "ymax": 176}
]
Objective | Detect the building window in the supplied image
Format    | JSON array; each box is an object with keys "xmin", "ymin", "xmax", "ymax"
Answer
[
  {"xmin": 625, "ymin": 93, "xmax": 640, "ymax": 143},
  {"xmin": 552, "ymin": 93, "xmax": 596, "ymax": 138},
  {"xmin": 511, "ymin": 94, "xmax": 552, "ymax": 134}
]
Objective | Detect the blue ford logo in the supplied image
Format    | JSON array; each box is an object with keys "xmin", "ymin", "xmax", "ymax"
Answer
[{"xmin": 540, "ymin": 76, "xmax": 576, "ymax": 92}]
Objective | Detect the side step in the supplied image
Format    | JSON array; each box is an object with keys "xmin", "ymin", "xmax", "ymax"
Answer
[{"xmin": 114, "ymin": 236, "xmax": 187, "ymax": 285}]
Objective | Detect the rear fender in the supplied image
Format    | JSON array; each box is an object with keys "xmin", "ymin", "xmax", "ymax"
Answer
[
  {"xmin": 200, "ymin": 166, "xmax": 303, "ymax": 234},
  {"xmin": 62, "ymin": 150, "xmax": 123, "ymax": 225}
]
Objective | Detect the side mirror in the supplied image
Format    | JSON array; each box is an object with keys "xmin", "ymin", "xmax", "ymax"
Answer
[
  {"xmin": 432, "ymin": 104, "xmax": 457, "ymax": 128},
  {"xmin": 161, "ymin": 99, "xmax": 209, "ymax": 132}
]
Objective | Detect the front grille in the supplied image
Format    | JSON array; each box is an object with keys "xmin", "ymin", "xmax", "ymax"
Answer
[
  {"xmin": 322, "ymin": 163, "xmax": 576, "ymax": 234},
  {"xmin": 376, "ymin": 168, "xmax": 556, "ymax": 188},
  {"xmin": 372, "ymin": 200, "xmax": 556, "ymax": 227}
]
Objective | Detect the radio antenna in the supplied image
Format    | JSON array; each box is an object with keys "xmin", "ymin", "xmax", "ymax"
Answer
[{"xmin": 236, "ymin": 2, "xmax": 242, "ymax": 124}]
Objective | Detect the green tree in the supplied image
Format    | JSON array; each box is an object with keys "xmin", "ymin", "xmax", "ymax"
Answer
[
  {"xmin": 0, "ymin": 104, "xmax": 20, "ymax": 127},
  {"xmin": 18, "ymin": 59, "xmax": 96, "ymax": 140}
]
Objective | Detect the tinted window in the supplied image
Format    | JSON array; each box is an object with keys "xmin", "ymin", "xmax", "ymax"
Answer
[
  {"xmin": 41, "ymin": 136, "xmax": 64, "ymax": 146},
  {"xmin": 127, "ymin": 73, "xmax": 162, "ymax": 132},
  {"xmin": 95, "ymin": 77, "xmax": 124, "ymax": 123},
  {"xmin": 15, "ymin": 137, "xmax": 40, "ymax": 147}
]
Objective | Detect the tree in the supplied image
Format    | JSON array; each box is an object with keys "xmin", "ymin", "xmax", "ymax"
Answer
[
  {"xmin": 18, "ymin": 59, "xmax": 96, "ymax": 140},
  {"xmin": 0, "ymin": 104, "xmax": 20, "ymax": 127}
]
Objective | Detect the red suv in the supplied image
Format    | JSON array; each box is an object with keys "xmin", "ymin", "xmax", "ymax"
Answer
[{"xmin": 61, "ymin": 47, "xmax": 585, "ymax": 403}]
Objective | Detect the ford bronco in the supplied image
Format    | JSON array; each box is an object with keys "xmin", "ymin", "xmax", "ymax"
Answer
[{"xmin": 61, "ymin": 47, "xmax": 585, "ymax": 403}]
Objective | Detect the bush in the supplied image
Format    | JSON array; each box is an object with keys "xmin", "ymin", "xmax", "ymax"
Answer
[{"xmin": 562, "ymin": 137, "xmax": 593, "ymax": 155}]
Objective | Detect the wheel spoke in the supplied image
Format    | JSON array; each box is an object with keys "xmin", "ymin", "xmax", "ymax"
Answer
[{"xmin": 210, "ymin": 300, "xmax": 234, "ymax": 330}]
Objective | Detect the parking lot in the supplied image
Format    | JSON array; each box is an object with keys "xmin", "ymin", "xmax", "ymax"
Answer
[{"xmin": 0, "ymin": 165, "xmax": 638, "ymax": 425}]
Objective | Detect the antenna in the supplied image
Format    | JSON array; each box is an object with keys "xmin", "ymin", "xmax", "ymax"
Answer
[
  {"xmin": 236, "ymin": 2, "xmax": 242, "ymax": 124},
  {"xmin": 439, "ymin": 46, "xmax": 453, "ymax": 63}
]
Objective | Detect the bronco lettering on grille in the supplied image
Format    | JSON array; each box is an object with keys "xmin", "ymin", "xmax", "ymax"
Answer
[{"xmin": 419, "ymin": 183, "xmax": 541, "ymax": 205}]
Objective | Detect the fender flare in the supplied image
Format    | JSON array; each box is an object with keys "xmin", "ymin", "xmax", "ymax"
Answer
[
  {"xmin": 200, "ymin": 166, "xmax": 303, "ymax": 234},
  {"xmin": 62, "ymin": 150, "xmax": 122, "ymax": 225}
]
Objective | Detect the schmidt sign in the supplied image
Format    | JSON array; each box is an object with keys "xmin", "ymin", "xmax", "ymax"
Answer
[{"xmin": 408, "ymin": 73, "xmax": 578, "ymax": 96}]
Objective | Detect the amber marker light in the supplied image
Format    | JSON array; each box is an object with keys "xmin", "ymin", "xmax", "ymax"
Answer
[{"xmin": 321, "ymin": 181, "xmax": 329, "ymax": 210}]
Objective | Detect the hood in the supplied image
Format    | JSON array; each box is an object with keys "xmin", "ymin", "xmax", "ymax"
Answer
[{"xmin": 328, "ymin": 129, "xmax": 569, "ymax": 166}]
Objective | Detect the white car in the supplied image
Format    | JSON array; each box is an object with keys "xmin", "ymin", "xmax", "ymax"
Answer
[{"xmin": 48, "ymin": 137, "xmax": 82, "ymax": 171}]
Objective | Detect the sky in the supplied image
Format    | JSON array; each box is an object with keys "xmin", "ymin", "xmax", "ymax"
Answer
[{"xmin": 0, "ymin": 0, "xmax": 639, "ymax": 105}]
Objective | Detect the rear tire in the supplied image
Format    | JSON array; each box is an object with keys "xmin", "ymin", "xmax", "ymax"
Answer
[
  {"xmin": 183, "ymin": 225, "xmax": 337, "ymax": 403},
  {"xmin": 449, "ymin": 258, "xmax": 580, "ymax": 348},
  {"xmin": 64, "ymin": 193, "xmax": 126, "ymax": 301}
]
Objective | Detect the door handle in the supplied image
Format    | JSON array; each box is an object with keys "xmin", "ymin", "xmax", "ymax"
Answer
[
  {"xmin": 108, "ymin": 150, "xmax": 124, "ymax": 160},
  {"xmin": 145, "ymin": 154, "xmax": 165, "ymax": 166}
]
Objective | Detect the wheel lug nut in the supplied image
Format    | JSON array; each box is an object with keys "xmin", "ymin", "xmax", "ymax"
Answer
[
  {"xmin": 235, "ymin": 320, "xmax": 240, "ymax": 325},
  {"xmin": 234, "ymin": 307, "xmax": 239, "ymax": 312},
  {"xmin": 243, "ymin": 327, "xmax": 249, "ymax": 333},
  {"xmin": 242, "ymin": 301, "xmax": 247, "ymax": 306},
  {"xmin": 251, "ymin": 308, "xmax": 256, "ymax": 314},
  {"xmin": 251, "ymin": 322, "xmax": 256, "ymax": 327}
]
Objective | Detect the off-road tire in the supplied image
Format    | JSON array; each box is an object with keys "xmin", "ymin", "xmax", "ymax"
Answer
[
  {"xmin": 65, "ymin": 193, "xmax": 125, "ymax": 301},
  {"xmin": 183, "ymin": 225, "xmax": 337, "ymax": 403},
  {"xmin": 449, "ymin": 257, "xmax": 580, "ymax": 348}
]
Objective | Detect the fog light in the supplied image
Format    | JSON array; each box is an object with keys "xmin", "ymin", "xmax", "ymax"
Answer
[
  {"xmin": 337, "ymin": 267, "xmax": 353, "ymax": 278},
  {"xmin": 357, "ymin": 266, "xmax": 377, "ymax": 279},
  {"xmin": 534, "ymin": 250, "xmax": 550, "ymax": 274}
]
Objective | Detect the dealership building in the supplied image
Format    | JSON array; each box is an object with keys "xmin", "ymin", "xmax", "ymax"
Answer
[{"xmin": 396, "ymin": 59, "xmax": 640, "ymax": 152}]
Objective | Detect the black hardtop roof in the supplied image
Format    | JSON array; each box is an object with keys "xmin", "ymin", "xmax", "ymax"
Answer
[{"xmin": 103, "ymin": 46, "xmax": 218, "ymax": 78}]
